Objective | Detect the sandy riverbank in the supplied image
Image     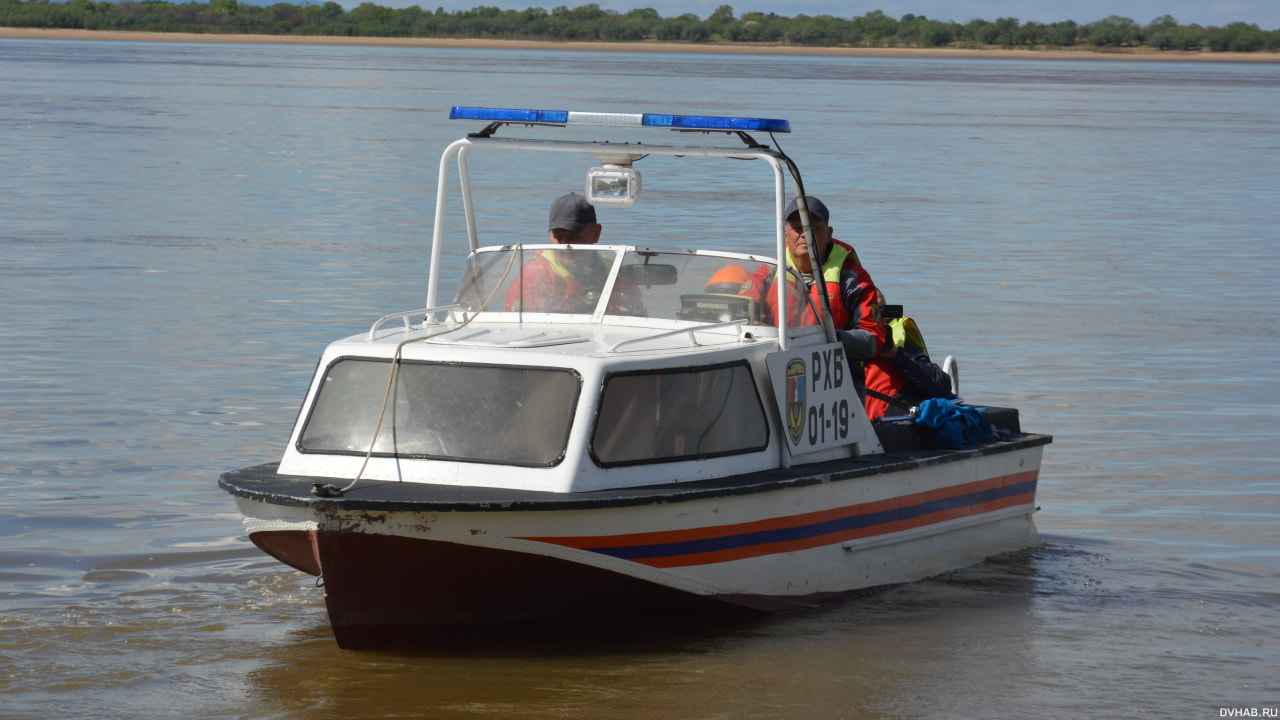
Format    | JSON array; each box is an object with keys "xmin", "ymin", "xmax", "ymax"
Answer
[{"xmin": 3, "ymin": 27, "xmax": 1277, "ymax": 61}]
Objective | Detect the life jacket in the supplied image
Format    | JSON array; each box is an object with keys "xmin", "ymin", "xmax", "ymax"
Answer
[
  {"xmin": 535, "ymin": 250, "xmax": 608, "ymax": 312},
  {"xmin": 864, "ymin": 316, "xmax": 929, "ymax": 420},
  {"xmin": 777, "ymin": 240, "xmax": 858, "ymax": 329}
]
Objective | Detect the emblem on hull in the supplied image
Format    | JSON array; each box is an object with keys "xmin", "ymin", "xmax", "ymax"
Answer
[{"xmin": 785, "ymin": 357, "xmax": 806, "ymax": 446}]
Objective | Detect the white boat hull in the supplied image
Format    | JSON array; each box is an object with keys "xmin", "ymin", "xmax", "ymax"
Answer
[{"xmin": 226, "ymin": 440, "xmax": 1045, "ymax": 647}]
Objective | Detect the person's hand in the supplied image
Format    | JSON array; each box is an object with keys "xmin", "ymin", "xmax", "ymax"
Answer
[{"xmin": 879, "ymin": 335, "xmax": 898, "ymax": 358}]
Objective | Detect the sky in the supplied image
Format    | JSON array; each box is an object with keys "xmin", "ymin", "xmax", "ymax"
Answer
[{"xmin": 361, "ymin": 0, "xmax": 1280, "ymax": 29}]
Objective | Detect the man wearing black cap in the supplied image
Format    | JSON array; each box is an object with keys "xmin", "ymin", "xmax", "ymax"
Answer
[
  {"xmin": 743, "ymin": 196, "xmax": 951, "ymax": 417},
  {"xmin": 506, "ymin": 192, "xmax": 617, "ymax": 313},
  {"xmin": 740, "ymin": 195, "xmax": 891, "ymax": 361},
  {"xmin": 547, "ymin": 191, "xmax": 602, "ymax": 244}
]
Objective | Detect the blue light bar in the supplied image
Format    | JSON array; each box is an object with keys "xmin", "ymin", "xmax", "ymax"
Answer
[
  {"xmin": 449, "ymin": 107, "xmax": 569, "ymax": 124},
  {"xmin": 449, "ymin": 106, "xmax": 790, "ymax": 133},
  {"xmin": 641, "ymin": 114, "xmax": 791, "ymax": 133}
]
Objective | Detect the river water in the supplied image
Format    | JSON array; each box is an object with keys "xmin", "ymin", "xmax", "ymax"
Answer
[{"xmin": 1, "ymin": 39, "xmax": 1278, "ymax": 719}]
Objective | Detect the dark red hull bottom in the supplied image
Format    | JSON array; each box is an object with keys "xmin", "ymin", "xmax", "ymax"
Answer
[{"xmin": 254, "ymin": 529, "xmax": 768, "ymax": 649}]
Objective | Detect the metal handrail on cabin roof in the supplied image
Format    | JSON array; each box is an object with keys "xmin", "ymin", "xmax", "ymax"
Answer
[
  {"xmin": 606, "ymin": 319, "xmax": 752, "ymax": 353},
  {"xmin": 368, "ymin": 305, "xmax": 461, "ymax": 341}
]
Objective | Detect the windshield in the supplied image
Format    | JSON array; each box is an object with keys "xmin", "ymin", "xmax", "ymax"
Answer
[{"xmin": 453, "ymin": 246, "xmax": 775, "ymax": 324}]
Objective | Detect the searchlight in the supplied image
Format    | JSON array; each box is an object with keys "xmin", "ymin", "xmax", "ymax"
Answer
[{"xmin": 586, "ymin": 164, "xmax": 641, "ymax": 207}]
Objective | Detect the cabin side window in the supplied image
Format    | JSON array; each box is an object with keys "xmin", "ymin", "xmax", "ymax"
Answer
[
  {"xmin": 298, "ymin": 359, "xmax": 581, "ymax": 467},
  {"xmin": 590, "ymin": 362, "xmax": 769, "ymax": 466}
]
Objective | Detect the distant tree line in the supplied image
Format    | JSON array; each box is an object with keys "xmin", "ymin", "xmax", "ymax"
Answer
[{"xmin": 3, "ymin": 1, "xmax": 1279, "ymax": 52}]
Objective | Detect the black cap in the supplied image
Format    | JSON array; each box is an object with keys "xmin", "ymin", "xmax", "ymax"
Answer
[
  {"xmin": 784, "ymin": 196, "xmax": 830, "ymax": 223},
  {"xmin": 548, "ymin": 192, "xmax": 597, "ymax": 233}
]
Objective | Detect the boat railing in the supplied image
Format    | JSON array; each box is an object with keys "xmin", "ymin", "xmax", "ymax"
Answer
[
  {"xmin": 606, "ymin": 319, "xmax": 751, "ymax": 353},
  {"xmin": 368, "ymin": 305, "xmax": 461, "ymax": 340}
]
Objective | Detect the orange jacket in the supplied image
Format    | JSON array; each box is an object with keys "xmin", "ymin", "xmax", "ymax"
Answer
[{"xmin": 740, "ymin": 239, "xmax": 889, "ymax": 351}]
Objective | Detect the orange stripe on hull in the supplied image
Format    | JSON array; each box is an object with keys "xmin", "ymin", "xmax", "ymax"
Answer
[{"xmin": 521, "ymin": 470, "xmax": 1039, "ymax": 567}]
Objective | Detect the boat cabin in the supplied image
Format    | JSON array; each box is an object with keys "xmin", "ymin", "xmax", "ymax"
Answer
[{"xmin": 275, "ymin": 108, "xmax": 887, "ymax": 494}]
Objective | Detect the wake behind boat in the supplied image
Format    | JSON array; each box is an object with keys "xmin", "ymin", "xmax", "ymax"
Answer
[{"xmin": 219, "ymin": 106, "xmax": 1051, "ymax": 649}]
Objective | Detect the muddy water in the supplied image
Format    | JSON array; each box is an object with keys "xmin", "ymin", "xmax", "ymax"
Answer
[{"xmin": 2, "ymin": 39, "xmax": 1277, "ymax": 718}]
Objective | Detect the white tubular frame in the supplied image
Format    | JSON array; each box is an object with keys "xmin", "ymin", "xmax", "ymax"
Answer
[{"xmin": 425, "ymin": 134, "xmax": 796, "ymax": 349}]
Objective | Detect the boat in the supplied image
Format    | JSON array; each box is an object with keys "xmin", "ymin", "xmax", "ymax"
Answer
[{"xmin": 219, "ymin": 106, "xmax": 1051, "ymax": 649}]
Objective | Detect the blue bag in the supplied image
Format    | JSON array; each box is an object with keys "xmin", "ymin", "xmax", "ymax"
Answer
[{"xmin": 913, "ymin": 398, "xmax": 995, "ymax": 449}]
